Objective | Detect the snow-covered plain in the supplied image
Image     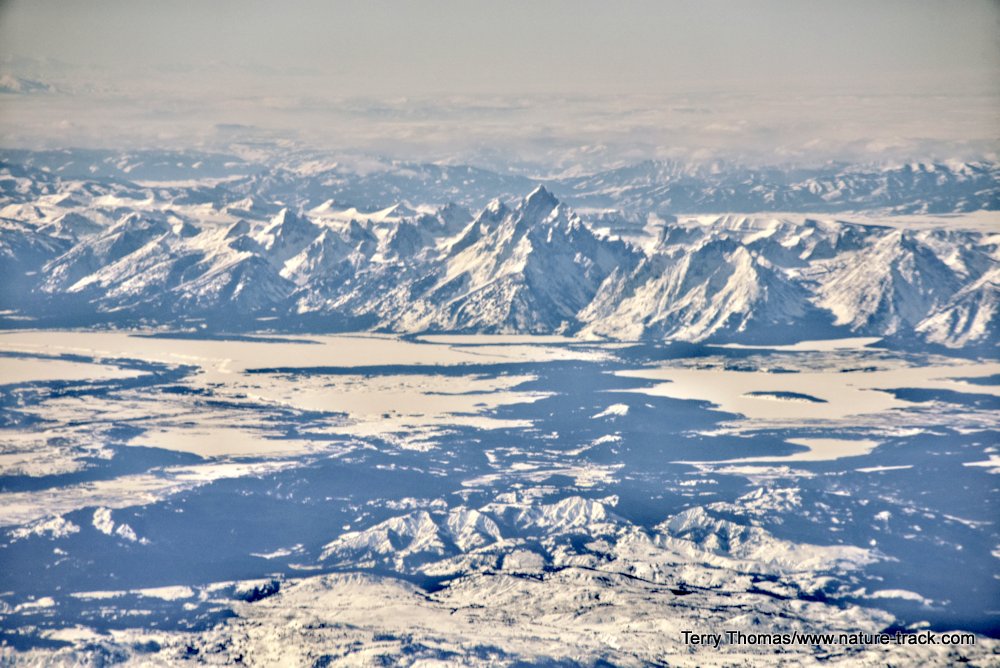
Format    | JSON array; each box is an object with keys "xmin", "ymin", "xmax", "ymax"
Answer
[{"xmin": 0, "ymin": 331, "xmax": 998, "ymax": 665}]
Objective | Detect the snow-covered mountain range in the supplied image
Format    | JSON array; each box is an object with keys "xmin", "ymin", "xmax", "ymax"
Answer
[{"xmin": 1, "ymin": 150, "xmax": 997, "ymax": 350}]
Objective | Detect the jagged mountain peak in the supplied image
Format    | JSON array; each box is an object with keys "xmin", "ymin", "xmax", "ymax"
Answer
[
  {"xmin": 37, "ymin": 212, "xmax": 103, "ymax": 240},
  {"xmin": 438, "ymin": 202, "xmax": 471, "ymax": 220},
  {"xmin": 253, "ymin": 208, "xmax": 323, "ymax": 264},
  {"xmin": 109, "ymin": 211, "xmax": 172, "ymax": 234},
  {"xmin": 422, "ymin": 203, "xmax": 473, "ymax": 236},
  {"xmin": 521, "ymin": 185, "xmax": 558, "ymax": 215},
  {"xmin": 309, "ymin": 198, "xmax": 339, "ymax": 214},
  {"xmin": 223, "ymin": 195, "xmax": 281, "ymax": 220},
  {"xmin": 469, "ymin": 187, "xmax": 573, "ymax": 240},
  {"xmin": 383, "ymin": 220, "xmax": 435, "ymax": 259},
  {"xmin": 225, "ymin": 219, "xmax": 252, "ymax": 239},
  {"xmin": 380, "ymin": 202, "xmax": 420, "ymax": 219},
  {"xmin": 507, "ymin": 186, "xmax": 582, "ymax": 236},
  {"xmin": 264, "ymin": 207, "xmax": 308, "ymax": 230},
  {"xmin": 346, "ymin": 218, "xmax": 376, "ymax": 242},
  {"xmin": 410, "ymin": 189, "xmax": 639, "ymax": 333},
  {"xmin": 483, "ymin": 198, "xmax": 507, "ymax": 217}
]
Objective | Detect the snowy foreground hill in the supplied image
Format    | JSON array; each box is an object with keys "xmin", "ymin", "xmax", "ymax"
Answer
[
  {"xmin": 1, "ymin": 149, "xmax": 998, "ymax": 351},
  {"xmin": 0, "ymin": 150, "xmax": 998, "ymax": 666}
]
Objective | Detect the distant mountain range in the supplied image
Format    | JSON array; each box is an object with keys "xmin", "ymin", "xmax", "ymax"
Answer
[
  {"xmin": 1, "ymin": 150, "xmax": 997, "ymax": 350},
  {"xmin": 3, "ymin": 148, "xmax": 998, "ymax": 214}
]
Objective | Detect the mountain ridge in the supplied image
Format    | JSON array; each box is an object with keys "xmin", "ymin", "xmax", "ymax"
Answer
[{"xmin": 1, "ymin": 151, "xmax": 997, "ymax": 350}]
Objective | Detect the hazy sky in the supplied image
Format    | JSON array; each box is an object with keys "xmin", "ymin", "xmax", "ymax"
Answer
[
  {"xmin": 1, "ymin": 0, "xmax": 997, "ymax": 166},
  {"xmin": 3, "ymin": 0, "xmax": 998, "ymax": 94}
]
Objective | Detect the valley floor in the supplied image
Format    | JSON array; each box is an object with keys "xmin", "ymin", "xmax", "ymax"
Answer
[{"xmin": 0, "ymin": 331, "xmax": 997, "ymax": 665}]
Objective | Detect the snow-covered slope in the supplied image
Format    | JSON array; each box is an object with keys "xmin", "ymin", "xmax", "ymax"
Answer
[
  {"xmin": 808, "ymin": 230, "xmax": 965, "ymax": 335},
  {"xmin": 40, "ymin": 212, "xmax": 177, "ymax": 294},
  {"xmin": 915, "ymin": 266, "xmax": 999, "ymax": 349},
  {"xmin": 581, "ymin": 235, "xmax": 822, "ymax": 342}
]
